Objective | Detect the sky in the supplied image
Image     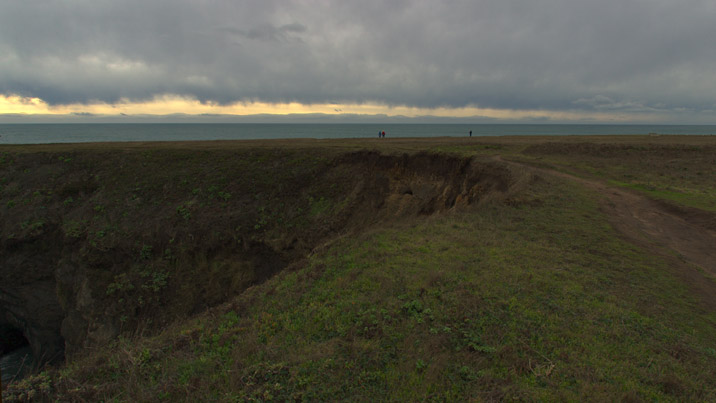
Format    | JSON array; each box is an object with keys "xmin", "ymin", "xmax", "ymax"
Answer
[{"xmin": 1, "ymin": 0, "xmax": 716, "ymax": 123}]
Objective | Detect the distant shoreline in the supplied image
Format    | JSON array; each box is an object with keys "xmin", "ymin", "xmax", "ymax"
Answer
[{"xmin": 1, "ymin": 123, "xmax": 715, "ymax": 145}]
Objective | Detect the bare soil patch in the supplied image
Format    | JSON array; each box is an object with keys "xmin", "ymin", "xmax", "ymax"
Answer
[{"xmin": 503, "ymin": 156, "xmax": 716, "ymax": 310}]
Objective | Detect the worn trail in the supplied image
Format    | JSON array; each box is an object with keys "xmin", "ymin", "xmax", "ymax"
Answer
[{"xmin": 502, "ymin": 156, "xmax": 716, "ymax": 310}]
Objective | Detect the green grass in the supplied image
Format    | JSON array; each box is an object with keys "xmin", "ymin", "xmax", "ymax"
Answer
[
  {"xmin": 514, "ymin": 142, "xmax": 716, "ymax": 211},
  {"xmin": 607, "ymin": 179, "xmax": 716, "ymax": 212},
  {"xmin": 25, "ymin": 173, "xmax": 716, "ymax": 401}
]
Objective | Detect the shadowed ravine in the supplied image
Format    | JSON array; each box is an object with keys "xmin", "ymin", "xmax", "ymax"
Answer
[{"xmin": 0, "ymin": 148, "xmax": 523, "ymax": 374}]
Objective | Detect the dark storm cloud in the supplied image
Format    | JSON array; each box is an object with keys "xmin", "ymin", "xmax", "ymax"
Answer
[
  {"xmin": 222, "ymin": 22, "xmax": 307, "ymax": 42},
  {"xmin": 1, "ymin": 0, "xmax": 716, "ymax": 120}
]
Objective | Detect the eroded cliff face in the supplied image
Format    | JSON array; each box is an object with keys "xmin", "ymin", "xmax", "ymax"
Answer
[
  {"xmin": 0, "ymin": 147, "xmax": 525, "ymax": 367},
  {"xmin": 1, "ymin": 216, "xmax": 65, "ymax": 365}
]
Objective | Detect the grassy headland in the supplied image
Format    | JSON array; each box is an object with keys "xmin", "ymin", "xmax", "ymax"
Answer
[{"xmin": 2, "ymin": 135, "xmax": 716, "ymax": 401}]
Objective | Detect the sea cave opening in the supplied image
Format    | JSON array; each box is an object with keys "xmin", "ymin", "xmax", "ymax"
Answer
[{"xmin": 1, "ymin": 324, "xmax": 34, "ymax": 385}]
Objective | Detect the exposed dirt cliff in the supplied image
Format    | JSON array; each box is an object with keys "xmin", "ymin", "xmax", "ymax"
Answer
[{"xmin": 0, "ymin": 146, "xmax": 524, "ymax": 368}]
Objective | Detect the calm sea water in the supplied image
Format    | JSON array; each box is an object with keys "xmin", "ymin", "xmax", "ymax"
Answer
[{"xmin": 0, "ymin": 124, "xmax": 715, "ymax": 144}]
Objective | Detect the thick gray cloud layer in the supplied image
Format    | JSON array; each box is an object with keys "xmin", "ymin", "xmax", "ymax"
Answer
[{"xmin": 2, "ymin": 0, "xmax": 716, "ymax": 120}]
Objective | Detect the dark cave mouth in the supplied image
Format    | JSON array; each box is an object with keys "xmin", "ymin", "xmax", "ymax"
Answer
[
  {"xmin": 0, "ymin": 325, "xmax": 28, "ymax": 355},
  {"xmin": 1, "ymin": 324, "xmax": 34, "ymax": 384}
]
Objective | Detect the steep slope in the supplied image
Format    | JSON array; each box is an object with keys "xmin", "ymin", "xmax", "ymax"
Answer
[{"xmin": 0, "ymin": 147, "xmax": 521, "ymax": 369}]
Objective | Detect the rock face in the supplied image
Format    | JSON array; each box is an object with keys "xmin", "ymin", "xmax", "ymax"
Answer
[
  {"xmin": 0, "ymin": 147, "xmax": 521, "ymax": 367},
  {"xmin": 1, "ymin": 285, "xmax": 64, "ymax": 364},
  {"xmin": 1, "ymin": 230, "xmax": 65, "ymax": 365}
]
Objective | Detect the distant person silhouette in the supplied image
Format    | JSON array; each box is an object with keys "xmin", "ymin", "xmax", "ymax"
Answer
[{"xmin": 469, "ymin": 130, "xmax": 472, "ymax": 137}]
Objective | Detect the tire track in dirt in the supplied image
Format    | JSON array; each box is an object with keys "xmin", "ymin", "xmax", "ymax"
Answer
[{"xmin": 498, "ymin": 156, "xmax": 716, "ymax": 310}]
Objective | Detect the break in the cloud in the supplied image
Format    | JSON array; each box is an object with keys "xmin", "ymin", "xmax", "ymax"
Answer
[{"xmin": 1, "ymin": 0, "xmax": 716, "ymax": 122}]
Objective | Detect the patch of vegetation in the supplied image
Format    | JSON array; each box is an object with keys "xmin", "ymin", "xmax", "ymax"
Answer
[
  {"xmin": 62, "ymin": 220, "xmax": 87, "ymax": 238},
  {"xmin": 176, "ymin": 203, "xmax": 192, "ymax": 220},
  {"xmin": 308, "ymin": 195, "xmax": 331, "ymax": 216}
]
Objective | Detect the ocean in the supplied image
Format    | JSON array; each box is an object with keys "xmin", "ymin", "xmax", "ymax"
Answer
[{"xmin": 0, "ymin": 123, "xmax": 715, "ymax": 144}]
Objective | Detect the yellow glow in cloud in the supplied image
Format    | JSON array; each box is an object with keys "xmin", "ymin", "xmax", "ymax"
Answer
[
  {"xmin": 0, "ymin": 94, "xmax": 51, "ymax": 114},
  {"xmin": 0, "ymin": 93, "xmax": 651, "ymax": 122}
]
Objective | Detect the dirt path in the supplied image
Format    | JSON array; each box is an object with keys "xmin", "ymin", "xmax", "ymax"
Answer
[{"xmin": 500, "ymin": 157, "xmax": 716, "ymax": 309}]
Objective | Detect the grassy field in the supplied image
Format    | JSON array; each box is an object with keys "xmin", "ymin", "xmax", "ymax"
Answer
[{"xmin": 2, "ymin": 135, "xmax": 716, "ymax": 401}]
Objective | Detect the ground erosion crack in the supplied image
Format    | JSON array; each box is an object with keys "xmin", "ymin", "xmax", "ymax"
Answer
[{"xmin": 0, "ymin": 147, "xmax": 523, "ymax": 370}]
